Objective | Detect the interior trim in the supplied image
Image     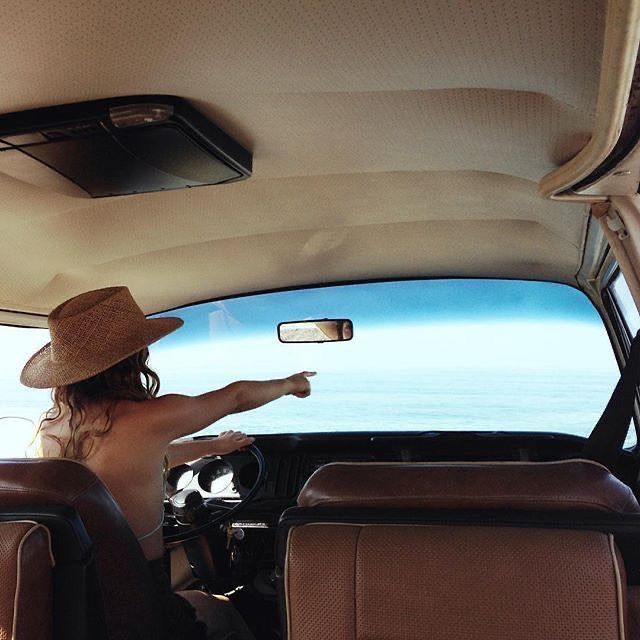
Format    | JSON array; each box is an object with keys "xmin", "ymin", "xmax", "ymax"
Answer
[
  {"xmin": 0, "ymin": 310, "xmax": 47, "ymax": 329},
  {"xmin": 11, "ymin": 522, "xmax": 54, "ymax": 640},
  {"xmin": 283, "ymin": 531, "xmax": 292, "ymax": 640},
  {"xmin": 539, "ymin": 0, "xmax": 640, "ymax": 200},
  {"xmin": 610, "ymin": 533, "xmax": 627, "ymax": 640}
]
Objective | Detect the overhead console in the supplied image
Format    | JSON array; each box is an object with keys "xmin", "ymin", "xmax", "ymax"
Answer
[{"xmin": 0, "ymin": 95, "xmax": 252, "ymax": 197}]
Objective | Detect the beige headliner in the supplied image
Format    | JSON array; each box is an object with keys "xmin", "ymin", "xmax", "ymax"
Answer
[{"xmin": 0, "ymin": 0, "xmax": 631, "ymax": 315}]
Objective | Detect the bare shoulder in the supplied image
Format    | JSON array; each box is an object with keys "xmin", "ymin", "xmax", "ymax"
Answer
[
  {"xmin": 112, "ymin": 394, "xmax": 190, "ymax": 435},
  {"xmin": 115, "ymin": 394, "xmax": 188, "ymax": 417}
]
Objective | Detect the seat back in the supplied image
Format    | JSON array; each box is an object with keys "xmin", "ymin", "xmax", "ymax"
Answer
[
  {"xmin": 279, "ymin": 460, "xmax": 640, "ymax": 640},
  {"xmin": 0, "ymin": 458, "xmax": 162, "ymax": 640}
]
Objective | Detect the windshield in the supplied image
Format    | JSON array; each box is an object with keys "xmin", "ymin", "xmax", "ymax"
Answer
[
  {"xmin": 150, "ymin": 279, "xmax": 623, "ymax": 441},
  {"xmin": 0, "ymin": 279, "xmax": 627, "ymax": 453}
]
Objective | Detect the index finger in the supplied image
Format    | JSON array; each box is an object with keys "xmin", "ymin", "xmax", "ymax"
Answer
[{"xmin": 300, "ymin": 371, "xmax": 317, "ymax": 377}]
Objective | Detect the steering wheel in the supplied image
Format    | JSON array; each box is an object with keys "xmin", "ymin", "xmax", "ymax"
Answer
[{"xmin": 163, "ymin": 444, "xmax": 266, "ymax": 544}]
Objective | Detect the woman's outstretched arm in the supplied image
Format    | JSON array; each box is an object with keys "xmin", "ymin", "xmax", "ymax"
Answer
[{"xmin": 125, "ymin": 372, "xmax": 315, "ymax": 443}]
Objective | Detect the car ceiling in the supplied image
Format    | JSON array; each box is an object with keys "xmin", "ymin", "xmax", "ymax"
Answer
[{"xmin": 0, "ymin": 0, "xmax": 625, "ymax": 316}]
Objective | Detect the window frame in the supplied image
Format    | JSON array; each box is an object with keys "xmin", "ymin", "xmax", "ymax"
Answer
[{"xmin": 602, "ymin": 267, "xmax": 640, "ymax": 449}]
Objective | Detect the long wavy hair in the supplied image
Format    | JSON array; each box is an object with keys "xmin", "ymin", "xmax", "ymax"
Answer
[{"xmin": 36, "ymin": 348, "xmax": 160, "ymax": 460}]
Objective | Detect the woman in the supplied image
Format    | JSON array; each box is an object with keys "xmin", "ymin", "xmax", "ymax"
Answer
[{"xmin": 21, "ymin": 286, "xmax": 314, "ymax": 639}]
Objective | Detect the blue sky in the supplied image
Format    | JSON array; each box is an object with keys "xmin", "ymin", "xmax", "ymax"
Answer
[{"xmin": 154, "ymin": 279, "xmax": 602, "ymax": 347}]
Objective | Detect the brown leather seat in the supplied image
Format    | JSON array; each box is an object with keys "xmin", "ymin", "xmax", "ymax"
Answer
[
  {"xmin": 280, "ymin": 460, "xmax": 640, "ymax": 640},
  {"xmin": 0, "ymin": 458, "xmax": 162, "ymax": 640}
]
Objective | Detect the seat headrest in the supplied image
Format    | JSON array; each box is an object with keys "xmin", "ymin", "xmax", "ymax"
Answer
[{"xmin": 297, "ymin": 459, "xmax": 640, "ymax": 513}]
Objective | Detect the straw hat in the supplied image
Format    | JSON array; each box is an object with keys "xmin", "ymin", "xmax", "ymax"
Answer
[{"xmin": 20, "ymin": 286, "xmax": 183, "ymax": 389}]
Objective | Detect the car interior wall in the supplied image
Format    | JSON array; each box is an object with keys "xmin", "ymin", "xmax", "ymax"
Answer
[{"xmin": 539, "ymin": 0, "xmax": 640, "ymax": 199}]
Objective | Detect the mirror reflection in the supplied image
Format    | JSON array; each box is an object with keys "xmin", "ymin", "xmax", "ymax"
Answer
[{"xmin": 278, "ymin": 319, "xmax": 353, "ymax": 343}]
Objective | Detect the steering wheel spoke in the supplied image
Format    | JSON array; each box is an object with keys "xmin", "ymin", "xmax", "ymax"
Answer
[{"xmin": 204, "ymin": 498, "xmax": 236, "ymax": 511}]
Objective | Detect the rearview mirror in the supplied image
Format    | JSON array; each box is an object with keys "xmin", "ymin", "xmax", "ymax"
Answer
[{"xmin": 278, "ymin": 319, "xmax": 353, "ymax": 343}]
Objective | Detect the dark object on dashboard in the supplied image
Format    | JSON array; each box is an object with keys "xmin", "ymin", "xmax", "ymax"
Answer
[
  {"xmin": 277, "ymin": 318, "xmax": 353, "ymax": 343},
  {"xmin": 0, "ymin": 95, "xmax": 252, "ymax": 197},
  {"xmin": 237, "ymin": 459, "xmax": 260, "ymax": 493},
  {"xmin": 170, "ymin": 489, "xmax": 205, "ymax": 525}
]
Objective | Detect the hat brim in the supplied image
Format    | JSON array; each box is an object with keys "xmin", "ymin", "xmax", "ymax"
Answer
[{"xmin": 20, "ymin": 317, "xmax": 183, "ymax": 389}]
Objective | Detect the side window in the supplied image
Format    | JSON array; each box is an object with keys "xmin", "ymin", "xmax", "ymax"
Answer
[
  {"xmin": 608, "ymin": 271, "xmax": 640, "ymax": 448},
  {"xmin": 610, "ymin": 272, "xmax": 640, "ymax": 338},
  {"xmin": 0, "ymin": 326, "xmax": 50, "ymax": 456}
]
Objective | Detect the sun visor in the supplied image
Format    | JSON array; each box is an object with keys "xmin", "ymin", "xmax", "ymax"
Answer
[{"xmin": 0, "ymin": 96, "xmax": 252, "ymax": 198}]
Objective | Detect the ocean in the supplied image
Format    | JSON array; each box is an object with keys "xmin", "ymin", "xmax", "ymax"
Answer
[
  {"xmin": 0, "ymin": 369, "xmax": 629, "ymax": 457},
  {"xmin": 192, "ymin": 370, "xmax": 624, "ymax": 438}
]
